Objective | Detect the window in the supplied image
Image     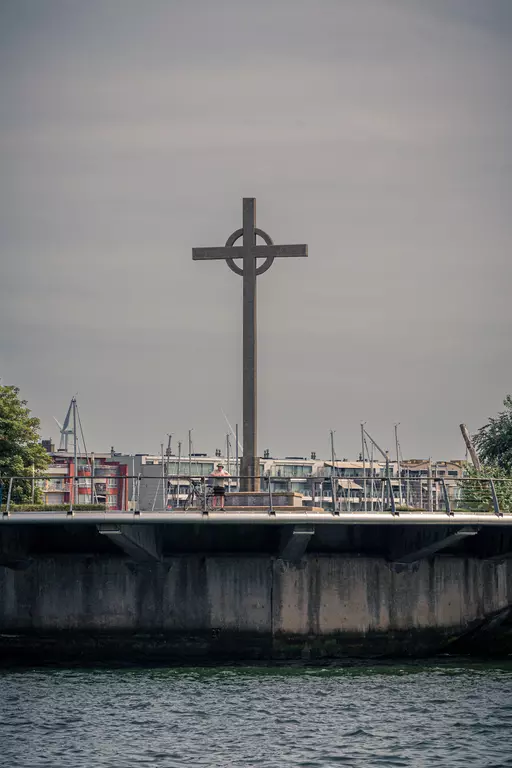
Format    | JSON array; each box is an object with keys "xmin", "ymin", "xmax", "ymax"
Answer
[
  {"xmin": 166, "ymin": 461, "xmax": 215, "ymax": 476},
  {"xmin": 107, "ymin": 478, "xmax": 117, "ymax": 487},
  {"xmin": 94, "ymin": 467, "xmax": 114, "ymax": 477},
  {"xmin": 448, "ymin": 471, "xmax": 458, "ymax": 477},
  {"xmin": 272, "ymin": 464, "xmax": 312, "ymax": 478}
]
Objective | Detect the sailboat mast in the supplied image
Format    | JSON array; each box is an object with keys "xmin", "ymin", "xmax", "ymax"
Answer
[{"xmin": 72, "ymin": 397, "xmax": 78, "ymax": 506}]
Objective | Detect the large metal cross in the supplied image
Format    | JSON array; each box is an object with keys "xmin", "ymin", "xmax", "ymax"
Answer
[{"xmin": 192, "ymin": 198, "xmax": 308, "ymax": 491}]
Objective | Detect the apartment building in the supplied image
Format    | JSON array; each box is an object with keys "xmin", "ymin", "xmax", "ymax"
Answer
[
  {"xmin": 39, "ymin": 445, "xmax": 466, "ymax": 511},
  {"xmin": 40, "ymin": 452, "xmax": 129, "ymax": 509}
]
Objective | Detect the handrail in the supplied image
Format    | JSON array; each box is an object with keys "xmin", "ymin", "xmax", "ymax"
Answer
[
  {"xmin": 1, "ymin": 473, "xmax": 511, "ymax": 516},
  {"xmin": 1, "ymin": 472, "xmax": 510, "ymax": 482},
  {"xmin": 1, "ymin": 511, "xmax": 512, "ymax": 525}
]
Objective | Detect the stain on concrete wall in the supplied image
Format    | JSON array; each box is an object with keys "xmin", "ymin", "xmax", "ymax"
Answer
[{"xmin": 0, "ymin": 555, "xmax": 511, "ymax": 659}]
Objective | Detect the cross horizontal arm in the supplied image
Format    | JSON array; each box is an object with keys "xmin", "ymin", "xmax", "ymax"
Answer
[{"xmin": 192, "ymin": 244, "xmax": 308, "ymax": 261}]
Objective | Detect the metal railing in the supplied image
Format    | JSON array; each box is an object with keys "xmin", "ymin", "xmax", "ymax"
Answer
[
  {"xmin": 1, "ymin": 473, "xmax": 511, "ymax": 517},
  {"xmin": 140, "ymin": 474, "xmax": 278, "ymax": 514},
  {"xmin": 0, "ymin": 473, "xmax": 128, "ymax": 516},
  {"xmin": 309, "ymin": 474, "xmax": 511, "ymax": 517},
  {"xmin": 0, "ymin": 473, "xmax": 277, "ymax": 516}
]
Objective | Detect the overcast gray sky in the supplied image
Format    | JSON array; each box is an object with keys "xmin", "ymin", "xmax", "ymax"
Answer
[{"xmin": 1, "ymin": 0, "xmax": 511, "ymax": 460}]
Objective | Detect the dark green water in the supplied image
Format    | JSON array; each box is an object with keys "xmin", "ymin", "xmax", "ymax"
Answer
[{"xmin": 1, "ymin": 662, "xmax": 512, "ymax": 767}]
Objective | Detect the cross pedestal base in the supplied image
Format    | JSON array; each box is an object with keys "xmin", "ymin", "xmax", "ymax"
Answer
[
  {"xmin": 240, "ymin": 456, "xmax": 260, "ymax": 492},
  {"xmin": 224, "ymin": 491, "xmax": 304, "ymax": 508}
]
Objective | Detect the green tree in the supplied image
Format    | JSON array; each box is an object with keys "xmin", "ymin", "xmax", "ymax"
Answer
[
  {"xmin": 473, "ymin": 395, "xmax": 512, "ymax": 472},
  {"xmin": 0, "ymin": 385, "xmax": 50, "ymax": 503}
]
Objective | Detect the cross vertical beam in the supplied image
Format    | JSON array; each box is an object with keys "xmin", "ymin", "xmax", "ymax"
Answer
[
  {"xmin": 242, "ymin": 198, "xmax": 258, "ymax": 491},
  {"xmin": 192, "ymin": 197, "xmax": 308, "ymax": 494}
]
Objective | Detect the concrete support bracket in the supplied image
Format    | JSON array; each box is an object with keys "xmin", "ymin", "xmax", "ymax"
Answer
[
  {"xmin": 97, "ymin": 524, "xmax": 161, "ymax": 562},
  {"xmin": 278, "ymin": 524, "xmax": 315, "ymax": 562},
  {"xmin": 392, "ymin": 526, "xmax": 480, "ymax": 565}
]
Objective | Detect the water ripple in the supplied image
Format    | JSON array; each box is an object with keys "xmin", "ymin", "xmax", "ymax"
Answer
[{"xmin": 0, "ymin": 662, "xmax": 511, "ymax": 767}]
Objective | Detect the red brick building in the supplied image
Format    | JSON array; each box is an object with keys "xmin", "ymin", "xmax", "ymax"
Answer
[{"xmin": 41, "ymin": 452, "xmax": 128, "ymax": 510}]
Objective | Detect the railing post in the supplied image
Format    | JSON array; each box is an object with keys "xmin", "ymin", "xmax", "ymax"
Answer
[
  {"xmin": 67, "ymin": 474, "xmax": 74, "ymax": 516},
  {"xmin": 202, "ymin": 477, "xmax": 208, "ymax": 515},
  {"xmin": 440, "ymin": 478, "xmax": 453, "ymax": 516},
  {"xmin": 4, "ymin": 478, "xmax": 13, "ymax": 516},
  {"xmin": 175, "ymin": 476, "xmax": 180, "ymax": 509},
  {"xmin": 267, "ymin": 473, "xmax": 274, "ymax": 516},
  {"xmin": 134, "ymin": 473, "xmax": 141, "ymax": 515},
  {"xmin": 332, "ymin": 476, "xmax": 339, "ymax": 516},
  {"xmin": 387, "ymin": 476, "xmax": 398, "ymax": 516},
  {"xmin": 489, "ymin": 479, "xmax": 502, "ymax": 517}
]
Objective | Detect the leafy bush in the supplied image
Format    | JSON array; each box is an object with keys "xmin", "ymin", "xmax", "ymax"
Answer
[{"xmin": 0, "ymin": 503, "xmax": 106, "ymax": 512}]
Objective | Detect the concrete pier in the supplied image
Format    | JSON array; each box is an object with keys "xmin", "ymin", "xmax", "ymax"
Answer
[{"xmin": 0, "ymin": 519, "xmax": 511, "ymax": 662}]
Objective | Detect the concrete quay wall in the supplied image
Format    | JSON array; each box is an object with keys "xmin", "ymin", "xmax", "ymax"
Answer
[{"xmin": 1, "ymin": 555, "xmax": 511, "ymax": 662}]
